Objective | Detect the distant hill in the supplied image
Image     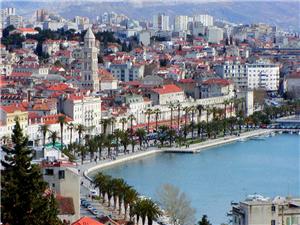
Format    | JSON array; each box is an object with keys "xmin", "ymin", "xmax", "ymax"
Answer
[{"xmin": 2, "ymin": 0, "xmax": 299, "ymax": 31}]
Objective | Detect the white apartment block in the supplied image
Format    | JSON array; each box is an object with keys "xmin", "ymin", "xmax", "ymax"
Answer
[
  {"xmin": 6, "ymin": 15, "xmax": 23, "ymax": 28},
  {"xmin": 207, "ymin": 26, "xmax": 223, "ymax": 43},
  {"xmin": 108, "ymin": 62, "xmax": 144, "ymax": 82},
  {"xmin": 42, "ymin": 162, "xmax": 80, "ymax": 223},
  {"xmin": 153, "ymin": 13, "xmax": 169, "ymax": 31},
  {"xmin": 193, "ymin": 14, "xmax": 213, "ymax": 27},
  {"xmin": 232, "ymin": 195, "xmax": 300, "ymax": 225},
  {"xmin": 62, "ymin": 95, "xmax": 101, "ymax": 134},
  {"xmin": 216, "ymin": 62, "xmax": 280, "ymax": 91},
  {"xmin": 174, "ymin": 15, "xmax": 188, "ymax": 32}
]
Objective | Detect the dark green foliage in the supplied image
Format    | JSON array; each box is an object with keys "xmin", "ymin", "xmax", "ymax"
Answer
[
  {"xmin": 197, "ymin": 215, "xmax": 212, "ymax": 225},
  {"xmin": 1, "ymin": 120, "xmax": 61, "ymax": 225}
]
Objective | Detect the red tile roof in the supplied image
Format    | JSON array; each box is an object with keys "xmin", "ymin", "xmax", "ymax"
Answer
[
  {"xmin": 152, "ymin": 84, "xmax": 183, "ymax": 94},
  {"xmin": 0, "ymin": 104, "xmax": 26, "ymax": 113},
  {"xmin": 47, "ymin": 83, "xmax": 70, "ymax": 91},
  {"xmin": 72, "ymin": 217, "xmax": 104, "ymax": 225},
  {"xmin": 42, "ymin": 113, "xmax": 72, "ymax": 125},
  {"xmin": 17, "ymin": 28, "xmax": 37, "ymax": 33},
  {"xmin": 178, "ymin": 78, "xmax": 196, "ymax": 84},
  {"xmin": 56, "ymin": 196, "xmax": 75, "ymax": 215}
]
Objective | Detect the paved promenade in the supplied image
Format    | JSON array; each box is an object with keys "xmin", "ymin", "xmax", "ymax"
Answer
[
  {"xmin": 80, "ymin": 129, "xmax": 273, "ymax": 180},
  {"xmin": 78, "ymin": 129, "xmax": 273, "ymax": 219}
]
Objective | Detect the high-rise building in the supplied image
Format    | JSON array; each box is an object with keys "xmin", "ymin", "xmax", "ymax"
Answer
[
  {"xmin": 1, "ymin": 7, "xmax": 16, "ymax": 28},
  {"xmin": 81, "ymin": 28, "xmax": 100, "ymax": 92},
  {"xmin": 6, "ymin": 15, "xmax": 23, "ymax": 28},
  {"xmin": 36, "ymin": 9, "xmax": 48, "ymax": 22},
  {"xmin": 193, "ymin": 14, "xmax": 213, "ymax": 27},
  {"xmin": 153, "ymin": 13, "xmax": 169, "ymax": 31},
  {"xmin": 207, "ymin": 26, "xmax": 223, "ymax": 43},
  {"xmin": 174, "ymin": 15, "xmax": 188, "ymax": 32}
]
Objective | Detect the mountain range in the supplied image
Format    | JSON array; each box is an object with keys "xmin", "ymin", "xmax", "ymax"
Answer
[{"xmin": 2, "ymin": 0, "xmax": 299, "ymax": 31}]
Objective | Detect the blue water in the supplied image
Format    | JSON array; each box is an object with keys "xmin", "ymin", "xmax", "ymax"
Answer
[{"xmin": 100, "ymin": 135, "xmax": 300, "ymax": 225}]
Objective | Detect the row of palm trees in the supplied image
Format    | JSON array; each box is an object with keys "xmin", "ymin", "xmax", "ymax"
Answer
[
  {"xmin": 39, "ymin": 99, "xmax": 299, "ymax": 154},
  {"xmin": 93, "ymin": 172, "xmax": 161, "ymax": 225}
]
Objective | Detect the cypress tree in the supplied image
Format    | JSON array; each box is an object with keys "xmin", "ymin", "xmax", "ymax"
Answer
[{"xmin": 1, "ymin": 120, "xmax": 61, "ymax": 225}]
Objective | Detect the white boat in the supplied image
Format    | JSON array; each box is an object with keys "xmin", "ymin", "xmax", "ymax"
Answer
[
  {"xmin": 270, "ymin": 132, "xmax": 276, "ymax": 137},
  {"xmin": 278, "ymin": 131, "xmax": 283, "ymax": 134},
  {"xmin": 238, "ymin": 138, "xmax": 247, "ymax": 142},
  {"xmin": 298, "ymin": 131, "xmax": 300, "ymax": 135}
]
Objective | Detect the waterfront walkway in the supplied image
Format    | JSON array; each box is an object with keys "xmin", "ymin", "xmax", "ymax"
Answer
[{"xmin": 79, "ymin": 129, "xmax": 273, "ymax": 180}]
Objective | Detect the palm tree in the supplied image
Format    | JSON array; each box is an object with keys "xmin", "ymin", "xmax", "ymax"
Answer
[
  {"xmin": 95, "ymin": 134, "xmax": 105, "ymax": 158},
  {"xmin": 49, "ymin": 131, "xmax": 59, "ymax": 147},
  {"xmin": 168, "ymin": 102, "xmax": 176, "ymax": 130},
  {"xmin": 189, "ymin": 106, "xmax": 196, "ymax": 139},
  {"xmin": 124, "ymin": 187, "xmax": 138, "ymax": 220},
  {"xmin": 223, "ymin": 99, "xmax": 230, "ymax": 119},
  {"xmin": 67, "ymin": 122, "xmax": 74, "ymax": 145},
  {"xmin": 110, "ymin": 117, "xmax": 117, "ymax": 134},
  {"xmin": 135, "ymin": 199, "xmax": 162, "ymax": 225},
  {"xmin": 145, "ymin": 108, "xmax": 153, "ymax": 134},
  {"xmin": 128, "ymin": 114, "xmax": 136, "ymax": 135},
  {"xmin": 196, "ymin": 121, "xmax": 206, "ymax": 140},
  {"xmin": 158, "ymin": 125, "xmax": 168, "ymax": 146},
  {"xmin": 76, "ymin": 144, "xmax": 87, "ymax": 164},
  {"xmin": 58, "ymin": 115, "xmax": 67, "ymax": 151},
  {"xmin": 183, "ymin": 106, "xmax": 190, "ymax": 139},
  {"xmin": 119, "ymin": 117, "xmax": 128, "ymax": 131},
  {"xmin": 94, "ymin": 172, "xmax": 111, "ymax": 203},
  {"xmin": 205, "ymin": 106, "xmax": 212, "ymax": 138},
  {"xmin": 121, "ymin": 132, "xmax": 131, "ymax": 154},
  {"xmin": 211, "ymin": 107, "xmax": 218, "ymax": 120},
  {"xmin": 105, "ymin": 134, "xmax": 114, "ymax": 158},
  {"xmin": 39, "ymin": 124, "xmax": 49, "ymax": 148},
  {"xmin": 111, "ymin": 178, "xmax": 127, "ymax": 213},
  {"xmin": 76, "ymin": 124, "xmax": 86, "ymax": 145},
  {"xmin": 166, "ymin": 128, "xmax": 176, "ymax": 146},
  {"xmin": 153, "ymin": 109, "xmax": 161, "ymax": 132},
  {"xmin": 197, "ymin": 104, "xmax": 204, "ymax": 123},
  {"xmin": 135, "ymin": 128, "xmax": 146, "ymax": 149},
  {"xmin": 176, "ymin": 102, "xmax": 181, "ymax": 130},
  {"xmin": 100, "ymin": 118, "xmax": 111, "ymax": 135},
  {"xmin": 114, "ymin": 129, "xmax": 123, "ymax": 155},
  {"xmin": 86, "ymin": 136, "xmax": 97, "ymax": 162}
]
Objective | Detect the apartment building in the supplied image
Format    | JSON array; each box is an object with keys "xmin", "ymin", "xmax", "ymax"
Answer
[
  {"xmin": 215, "ymin": 62, "xmax": 280, "ymax": 91},
  {"xmin": 232, "ymin": 195, "xmax": 300, "ymax": 225}
]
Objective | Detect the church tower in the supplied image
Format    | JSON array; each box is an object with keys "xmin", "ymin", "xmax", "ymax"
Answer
[{"xmin": 81, "ymin": 27, "xmax": 100, "ymax": 92}]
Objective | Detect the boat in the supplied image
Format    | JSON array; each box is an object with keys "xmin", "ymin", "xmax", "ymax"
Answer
[
  {"xmin": 270, "ymin": 132, "xmax": 276, "ymax": 136},
  {"xmin": 238, "ymin": 138, "xmax": 247, "ymax": 142},
  {"xmin": 298, "ymin": 131, "xmax": 300, "ymax": 135}
]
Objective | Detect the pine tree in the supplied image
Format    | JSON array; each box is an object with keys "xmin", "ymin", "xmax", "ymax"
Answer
[
  {"xmin": 1, "ymin": 120, "xmax": 61, "ymax": 225},
  {"xmin": 198, "ymin": 215, "xmax": 212, "ymax": 225}
]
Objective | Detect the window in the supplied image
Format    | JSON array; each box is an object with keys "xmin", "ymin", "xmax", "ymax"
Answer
[
  {"xmin": 45, "ymin": 169, "xmax": 54, "ymax": 175},
  {"xmin": 52, "ymin": 183, "xmax": 55, "ymax": 188},
  {"xmin": 271, "ymin": 220, "xmax": 276, "ymax": 225},
  {"xmin": 271, "ymin": 205, "xmax": 276, "ymax": 212},
  {"xmin": 59, "ymin": 170, "xmax": 65, "ymax": 179}
]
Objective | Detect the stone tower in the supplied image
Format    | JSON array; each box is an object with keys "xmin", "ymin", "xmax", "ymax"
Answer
[{"xmin": 81, "ymin": 27, "xmax": 100, "ymax": 92}]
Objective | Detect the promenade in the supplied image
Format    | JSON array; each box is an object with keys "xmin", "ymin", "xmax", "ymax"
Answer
[
  {"xmin": 80, "ymin": 129, "xmax": 273, "ymax": 180},
  {"xmin": 78, "ymin": 128, "xmax": 274, "ymax": 220}
]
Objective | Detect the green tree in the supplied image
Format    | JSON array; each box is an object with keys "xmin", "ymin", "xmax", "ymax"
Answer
[
  {"xmin": 135, "ymin": 128, "xmax": 146, "ymax": 149},
  {"xmin": 197, "ymin": 215, "xmax": 212, "ymax": 225},
  {"xmin": 39, "ymin": 124, "xmax": 49, "ymax": 147},
  {"xmin": 76, "ymin": 124, "xmax": 86, "ymax": 145},
  {"xmin": 58, "ymin": 115, "xmax": 67, "ymax": 151},
  {"xmin": 1, "ymin": 120, "xmax": 61, "ymax": 225},
  {"xmin": 49, "ymin": 131, "xmax": 59, "ymax": 147}
]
